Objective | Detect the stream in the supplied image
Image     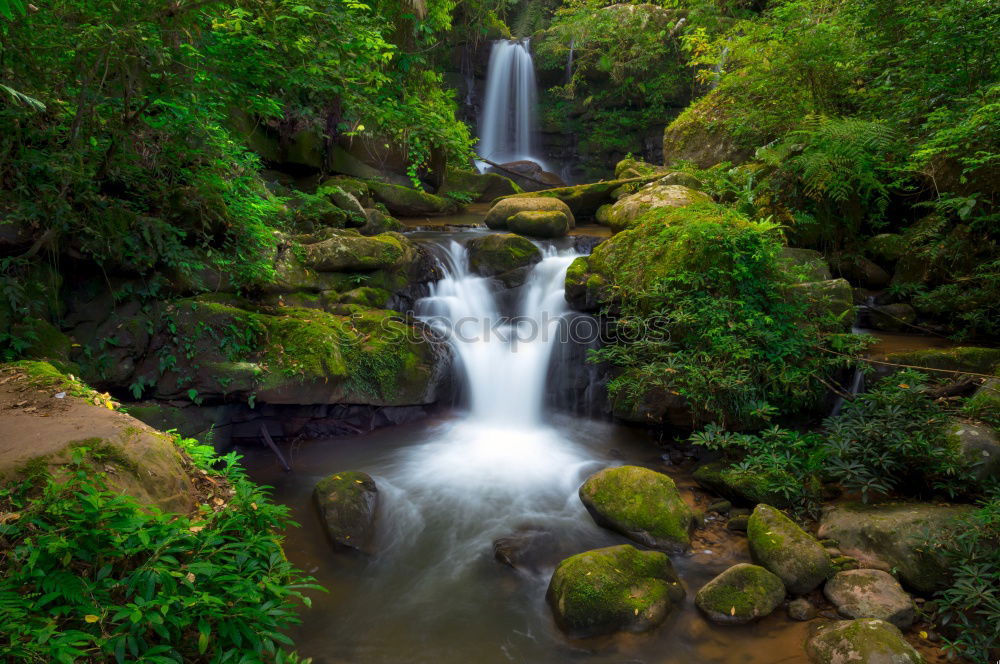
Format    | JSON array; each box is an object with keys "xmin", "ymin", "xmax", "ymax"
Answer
[{"xmin": 241, "ymin": 230, "xmax": 812, "ymax": 664}]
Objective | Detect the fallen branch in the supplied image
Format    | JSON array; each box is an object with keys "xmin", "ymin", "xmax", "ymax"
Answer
[{"xmin": 478, "ymin": 157, "xmax": 557, "ymax": 189}]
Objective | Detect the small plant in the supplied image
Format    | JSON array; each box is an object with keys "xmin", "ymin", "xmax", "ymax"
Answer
[{"xmin": 441, "ymin": 190, "xmax": 475, "ymax": 206}]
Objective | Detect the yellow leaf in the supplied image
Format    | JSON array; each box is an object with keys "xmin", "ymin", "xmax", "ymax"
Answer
[
  {"xmin": 919, "ymin": 631, "xmax": 928, "ymax": 639},
  {"xmin": 186, "ymin": 572, "xmax": 196, "ymax": 583},
  {"xmin": 730, "ymin": 606, "xmax": 736, "ymax": 616},
  {"xmin": 84, "ymin": 614, "xmax": 99, "ymax": 623},
  {"xmin": 189, "ymin": 524, "xmax": 205, "ymax": 533},
  {"xmin": 899, "ymin": 383, "xmax": 909, "ymax": 389}
]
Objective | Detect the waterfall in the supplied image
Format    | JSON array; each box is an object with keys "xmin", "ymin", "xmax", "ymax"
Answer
[
  {"xmin": 565, "ymin": 37, "xmax": 575, "ymax": 85},
  {"xmin": 477, "ymin": 39, "xmax": 544, "ymax": 168}
]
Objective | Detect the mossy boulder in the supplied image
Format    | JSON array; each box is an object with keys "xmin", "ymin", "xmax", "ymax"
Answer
[
  {"xmin": 865, "ymin": 233, "xmax": 907, "ymax": 263},
  {"xmin": 946, "ymin": 419, "xmax": 1000, "ymax": 481},
  {"xmin": 747, "ymin": 504, "xmax": 832, "ymax": 594},
  {"xmin": 498, "ymin": 176, "xmax": 660, "ymax": 218},
  {"xmin": 693, "ymin": 462, "xmax": 821, "ymax": 510},
  {"xmin": 662, "ymin": 87, "xmax": 754, "ymax": 169},
  {"xmin": 301, "ymin": 231, "xmax": 410, "ymax": 272},
  {"xmin": 358, "ymin": 209, "xmax": 405, "ymax": 236},
  {"xmin": 882, "ymin": 347, "xmax": 1000, "ymax": 376},
  {"xmin": 322, "ymin": 184, "xmax": 367, "ymax": 219},
  {"xmin": 779, "ymin": 248, "xmax": 833, "ymax": 282},
  {"xmin": 465, "ymin": 233, "xmax": 542, "ymax": 278},
  {"xmin": 14, "ymin": 317, "xmax": 73, "ymax": 367},
  {"xmin": 805, "ymin": 619, "xmax": 923, "ymax": 664},
  {"xmin": 507, "ymin": 210, "xmax": 570, "ymax": 238},
  {"xmin": 367, "ymin": 181, "xmax": 458, "ymax": 217},
  {"xmin": 786, "ymin": 279, "xmax": 855, "ymax": 331},
  {"xmin": 438, "ymin": 166, "xmax": 521, "ymax": 202},
  {"xmin": 818, "ymin": 502, "xmax": 975, "ymax": 593},
  {"xmin": 604, "ymin": 183, "xmax": 713, "ymax": 233},
  {"xmin": 579, "ymin": 465, "xmax": 696, "ymax": 552},
  {"xmin": 484, "ymin": 196, "xmax": 576, "ymax": 230},
  {"xmin": 546, "ymin": 544, "xmax": 685, "ymax": 637},
  {"xmin": 695, "ymin": 563, "xmax": 786, "ymax": 625},
  {"xmin": 823, "ymin": 569, "xmax": 914, "ymax": 629},
  {"xmin": 615, "ymin": 157, "xmax": 668, "ymax": 180},
  {"xmin": 313, "ymin": 471, "xmax": 378, "ymax": 553},
  {"xmin": 965, "ymin": 378, "xmax": 1000, "ymax": 423}
]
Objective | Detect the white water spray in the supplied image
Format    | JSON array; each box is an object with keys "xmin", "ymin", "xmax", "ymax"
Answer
[{"xmin": 477, "ymin": 39, "xmax": 544, "ymax": 168}]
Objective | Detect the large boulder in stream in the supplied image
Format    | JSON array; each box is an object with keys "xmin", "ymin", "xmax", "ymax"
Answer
[
  {"xmin": 314, "ymin": 471, "xmax": 379, "ymax": 553},
  {"xmin": 603, "ymin": 183, "xmax": 712, "ymax": 233},
  {"xmin": 818, "ymin": 502, "xmax": 974, "ymax": 593},
  {"xmin": 493, "ymin": 527, "xmax": 558, "ymax": 571},
  {"xmin": 579, "ymin": 465, "xmax": 696, "ymax": 552},
  {"xmin": 695, "ymin": 563, "xmax": 786, "ymax": 625},
  {"xmin": 546, "ymin": 544, "xmax": 685, "ymax": 637},
  {"xmin": 507, "ymin": 210, "xmax": 570, "ymax": 238},
  {"xmin": 465, "ymin": 233, "xmax": 542, "ymax": 285},
  {"xmin": 823, "ymin": 569, "xmax": 915, "ymax": 629},
  {"xmin": 747, "ymin": 504, "xmax": 832, "ymax": 594},
  {"xmin": 805, "ymin": 619, "xmax": 923, "ymax": 664},
  {"xmin": 484, "ymin": 197, "xmax": 576, "ymax": 230}
]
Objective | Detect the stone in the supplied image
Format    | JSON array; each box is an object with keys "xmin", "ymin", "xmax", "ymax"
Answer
[
  {"xmin": 868, "ymin": 303, "xmax": 918, "ymax": 332},
  {"xmin": 780, "ymin": 248, "xmax": 833, "ymax": 282},
  {"xmin": 882, "ymin": 347, "xmax": 1000, "ymax": 376},
  {"xmin": 604, "ymin": 183, "xmax": 712, "ymax": 232},
  {"xmin": 367, "ymin": 181, "xmax": 458, "ymax": 217},
  {"xmin": 546, "ymin": 544, "xmax": 685, "ymax": 637},
  {"xmin": 829, "ymin": 253, "xmax": 892, "ymax": 288},
  {"xmin": 965, "ymin": 378, "xmax": 1000, "ymax": 422},
  {"xmin": 313, "ymin": 471, "xmax": 378, "ymax": 553},
  {"xmin": 484, "ymin": 197, "xmax": 576, "ymax": 231},
  {"xmin": 727, "ymin": 515, "xmax": 750, "ymax": 532},
  {"xmin": 615, "ymin": 157, "xmax": 667, "ymax": 179},
  {"xmin": 358, "ymin": 209, "xmax": 405, "ymax": 236},
  {"xmin": 323, "ymin": 185, "xmax": 367, "ymax": 219},
  {"xmin": 788, "ymin": 598, "xmax": 817, "ymax": 621},
  {"xmin": 818, "ymin": 502, "xmax": 975, "ymax": 593},
  {"xmin": 947, "ymin": 419, "xmax": 1000, "ymax": 481},
  {"xmin": 499, "ymin": 176, "xmax": 660, "ymax": 218},
  {"xmin": 465, "ymin": 233, "xmax": 542, "ymax": 278},
  {"xmin": 493, "ymin": 527, "xmax": 557, "ymax": 571},
  {"xmin": 866, "ymin": 233, "xmax": 907, "ymax": 263},
  {"xmin": 662, "ymin": 87, "xmax": 753, "ymax": 169},
  {"xmin": 579, "ymin": 465, "xmax": 696, "ymax": 552},
  {"xmin": 824, "ymin": 569, "xmax": 915, "ymax": 629},
  {"xmin": 695, "ymin": 563, "xmax": 786, "ymax": 625},
  {"xmin": 489, "ymin": 159, "xmax": 564, "ymax": 192},
  {"xmin": 438, "ymin": 166, "xmax": 521, "ymax": 202},
  {"xmin": 747, "ymin": 504, "xmax": 832, "ymax": 594},
  {"xmin": 805, "ymin": 619, "xmax": 923, "ymax": 664},
  {"xmin": 301, "ymin": 231, "xmax": 410, "ymax": 272},
  {"xmin": 507, "ymin": 210, "xmax": 570, "ymax": 238},
  {"xmin": 787, "ymin": 279, "xmax": 855, "ymax": 331},
  {"xmin": 693, "ymin": 462, "xmax": 821, "ymax": 511}
]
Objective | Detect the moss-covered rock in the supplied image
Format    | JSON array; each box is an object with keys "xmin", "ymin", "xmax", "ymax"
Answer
[
  {"xmin": 604, "ymin": 183, "xmax": 713, "ymax": 233},
  {"xmin": 546, "ymin": 544, "xmax": 685, "ymax": 637},
  {"xmin": 507, "ymin": 210, "xmax": 570, "ymax": 238},
  {"xmin": 805, "ymin": 619, "xmax": 923, "ymax": 664},
  {"xmin": 579, "ymin": 465, "xmax": 696, "ymax": 552},
  {"xmin": 693, "ymin": 462, "xmax": 821, "ymax": 510},
  {"xmin": 313, "ymin": 471, "xmax": 378, "ymax": 553},
  {"xmin": 964, "ymin": 378, "xmax": 1000, "ymax": 423},
  {"xmin": 438, "ymin": 166, "xmax": 521, "ymax": 202},
  {"xmin": 695, "ymin": 563, "xmax": 786, "ymax": 625},
  {"xmin": 946, "ymin": 419, "xmax": 1000, "ymax": 482},
  {"xmin": 662, "ymin": 87, "xmax": 754, "ymax": 169},
  {"xmin": 367, "ymin": 181, "xmax": 458, "ymax": 217},
  {"xmin": 883, "ymin": 347, "xmax": 1000, "ymax": 376},
  {"xmin": 747, "ymin": 504, "xmax": 832, "ymax": 594},
  {"xmin": 823, "ymin": 569, "xmax": 914, "ymax": 629},
  {"xmin": 301, "ymin": 231, "xmax": 413, "ymax": 273},
  {"xmin": 818, "ymin": 502, "xmax": 975, "ymax": 593},
  {"xmin": 615, "ymin": 157, "xmax": 668, "ymax": 180},
  {"xmin": 358, "ymin": 208, "xmax": 405, "ymax": 236},
  {"xmin": 865, "ymin": 233, "xmax": 907, "ymax": 263},
  {"xmin": 465, "ymin": 233, "xmax": 542, "ymax": 278},
  {"xmin": 498, "ymin": 176, "xmax": 660, "ymax": 218},
  {"xmin": 779, "ymin": 248, "xmax": 833, "ymax": 282},
  {"xmin": 484, "ymin": 196, "xmax": 576, "ymax": 230},
  {"xmin": 15, "ymin": 317, "xmax": 73, "ymax": 368},
  {"xmin": 786, "ymin": 279, "xmax": 855, "ymax": 331}
]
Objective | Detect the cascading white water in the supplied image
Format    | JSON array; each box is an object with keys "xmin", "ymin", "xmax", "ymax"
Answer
[{"xmin": 477, "ymin": 39, "xmax": 544, "ymax": 168}]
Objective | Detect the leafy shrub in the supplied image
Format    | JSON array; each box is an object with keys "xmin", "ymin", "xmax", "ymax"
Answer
[
  {"xmin": 0, "ymin": 438, "xmax": 318, "ymax": 663},
  {"xmin": 933, "ymin": 482, "xmax": 1000, "ymax": 663},
  {"xmin": 823, "ymin": 370, "xmax": 967, "ymax": 501}
]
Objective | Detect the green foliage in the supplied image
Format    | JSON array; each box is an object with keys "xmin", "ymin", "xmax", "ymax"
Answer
[
  {"xmin": 823, "ymin": 370, "xmax": 967, "ymax": 502},
  {"xmin": 0, "ymin": 437, "xmax": 318, "ymax": 663},
  {"xmin": 933, "ymin": 482, "xmax": 1000, "ymax": 662},
  {"xmin": 591, "ymin": 205, "xmax": 866, "ymax": 427}
]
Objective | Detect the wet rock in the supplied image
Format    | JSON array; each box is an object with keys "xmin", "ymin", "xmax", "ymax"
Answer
[
  {"xmin": 507, "ymin": 210, "xmax": 570, "ymax": 238},
  {"xmin": 818, "ymin": 502, "xmax": 975, "ymax": 593},
  {"xmin": 707, "ymin": 500, "xmax": 732, "ymax": 514},
  {"xmin": 695, "ymin": 563, "xmax": 785, "ymax": 625},
  {"xmin": 868, "ymin": 303, "xmax": 917, "ymax": 333},
  {"xmin": 313, "ymin": 471, "xmax": 378, "ymax": 553},
  {"xmin": 824, "ymin": 569, "xmax": 914, "ymax": 629},
  {"xmin": 579, "ymin": 465, "xmax": 696, "ymax": 553},
  {"xmin": 946, "ymin": 419, "xmax": 1000, "ymax": 482},
  {"xmin": 727, "ymin": 515, "xmax": 750, "ymax": 532},
  {"xmin": 546, "ymin": 544, "xmax": 685, "ymax": 637},
  {"xmin": 465, "ymin": 233, "xmax": 542, "ymax": 279},
  {"xmin": 324, "ymin": 185, "xmax": 367, "ymax": 219},
  {"xmin": 493, "ymin": 527, "xmax": 557, "ymax": 571},
  {"xmin": 500, "ymin": 177, "xmax": 660, "ymax": 218},
  {"xmin": 787, "ymin": 598, "xmax": 817, "ymax": 621},
  {"xmin": 484, "ymin": 197, "xmax": 576, "ymax": 231},
  {"xmin": 604, "ymin": 183, "xmax": 712, "ymax": 233},
  {"xmin": 438, "ymin": 166, "xmax": 520, "ymax": 202},
  {"xmin": 805, "ymin": 619, "xmax": 923, "ymax": 664},
  {"xmin": 367, "ymin": 181, "xmax": 458, "ymax": 217},
  {"xmin": 747, "ymin": 504, "xmax": 832, "ymax": 594},
  {"xmin": 358, "ymin": 209, "xmax": 405, "ymax": 236},
  {"xmin": 490, "ymin": 160, "xmax": 565, "ymax": 192},
  {"xmin": 301, "ymin": 231, "xmax": 410, "ymax": 272}
]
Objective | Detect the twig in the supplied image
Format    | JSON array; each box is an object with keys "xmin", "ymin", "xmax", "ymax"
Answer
[
  {"xmin": 259, "ymin": 424, "xmax": 291, "ymax": 472},
  {"xmin": 817, "ymin": 346, "xmax": 999, "ymax": 380},
  {"xmin": 478, "ymin": 157, "xmax": 556, "ymax": 188}
]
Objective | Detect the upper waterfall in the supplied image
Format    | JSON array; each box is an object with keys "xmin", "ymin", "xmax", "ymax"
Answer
[{"xmin": 477, "ymin": 39, "xmax": 545, "ymax": 169}]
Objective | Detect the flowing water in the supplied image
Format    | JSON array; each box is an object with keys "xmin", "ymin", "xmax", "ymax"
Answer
[
  {"xmin": 477, "ymin": 39, "xmax": 545, "ymax": 169},
  {"xmin": 242, "ymin": 234, "xmax": 811, "ymax": 664}
]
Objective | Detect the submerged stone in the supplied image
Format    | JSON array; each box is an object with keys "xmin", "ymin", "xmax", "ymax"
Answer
[
  {"xmin": 579, "ymin": 465, "xmax": 696, "ymax": 552},
  {"xmin": 465, "ymin": 233, "xmax": 542, "ymax": 278},
  {"xmin": 314, "ymin": 471, "xmax": 378, "ymax": 553},
  {"xmin": 546, "ymin": 544, "xmax": 685, "ymax": 637}
]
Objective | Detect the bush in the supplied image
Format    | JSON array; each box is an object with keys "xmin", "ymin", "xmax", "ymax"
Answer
[{"xmin": 0, "ymin": 438, "xmax": 318, "ymax": 663}]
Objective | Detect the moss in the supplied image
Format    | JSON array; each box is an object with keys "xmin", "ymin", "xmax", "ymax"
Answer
[
  {"xmin": 68, "ymin": 437, "xmax": 140, "ymax": 476},
  {"xmin": 747, "ymin": 504, "xmax": 832, "ymax": 594},
  {"xmin": 695, "ymin": 563, "xmax": 785, "ymax": 624},
  {"xmin": 806, "ymin": 619, "xmax": 922, "ymax": 664},
  {"xmin": 337, "ymin": 287, "xmax": 392, "ymax": 308},
  {"xmin": 885, "ymin": 346, "xmax": 1000, "ymax": 376},
  {"xmin": 546, "ymin": 544, "xmax": 684, "ymax": 636},
  {"xmin": 466, "ymin": 233, "xmax": 542, "ymax": 277},
  {"xmin": 6, "ymin": 360, "xmax": 104, "ymax": 402},
  {"xmin": 579, "ymin": 465, "xmax": 695, "ymax": 552},
  {"xmin": 507, "ymin": 210, "xmax": 570, "ymax": 238},
  {"xmin": 499, "ymin": 176, "xmax": 660, "ymax": 217},
  {"xmin": 367, "ymin": 181, "xmax": 458, "ymax": 216},
  {"xmin": 693, "ymin": 462, "xmax": 821, "ymax": 510}
]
